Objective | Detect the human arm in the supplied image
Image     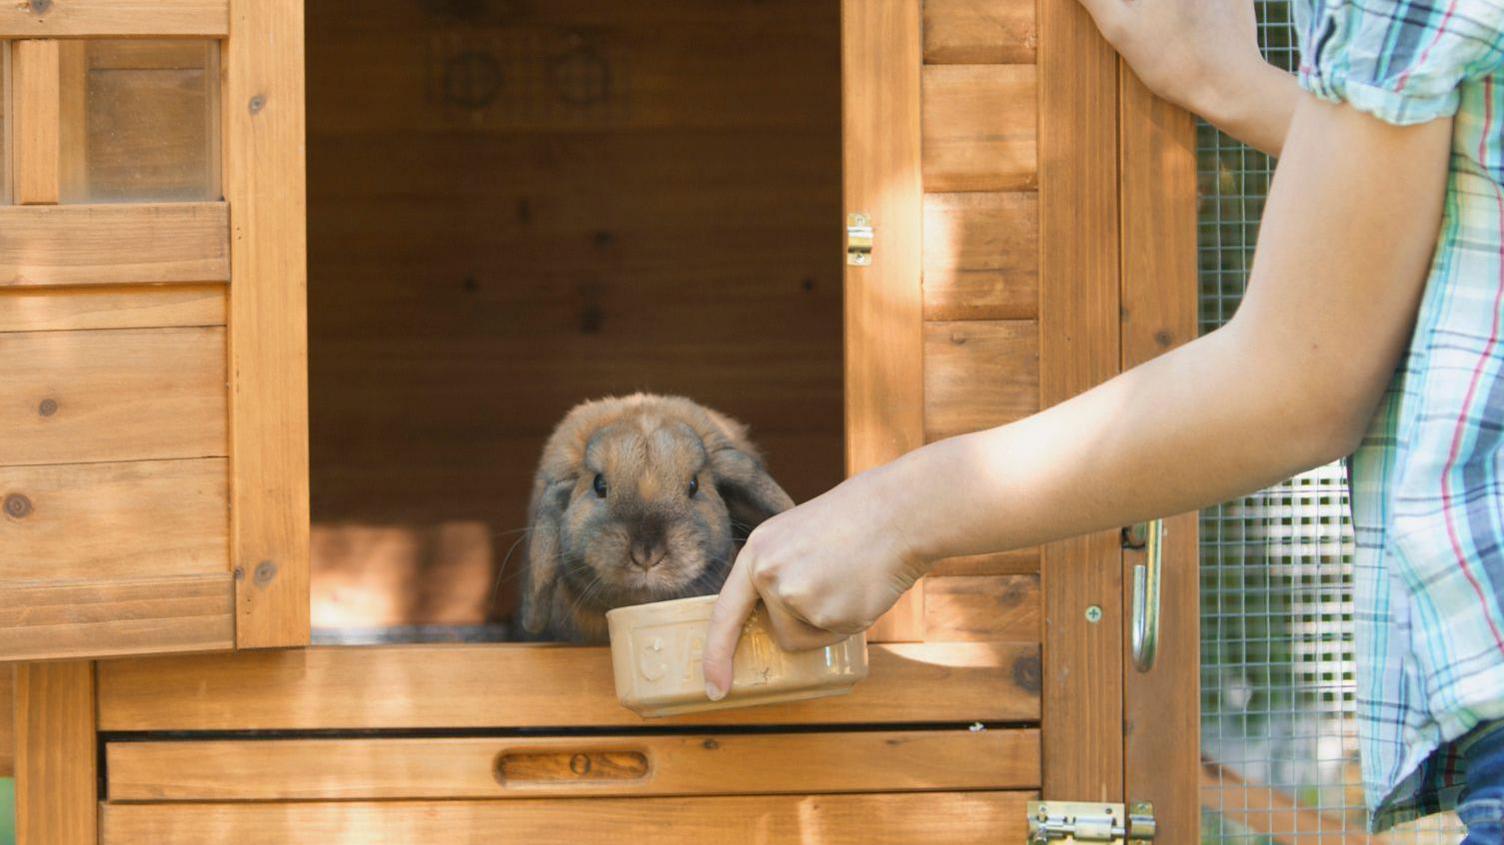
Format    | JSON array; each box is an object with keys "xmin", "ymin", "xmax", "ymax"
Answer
[
  {"xmin": 1076, "ymin": 0, "xmax": 1300, "ymax": 155},
  {"xmin": 702, "ymin": 95, "xmax": 1452, "ymax": 699}
]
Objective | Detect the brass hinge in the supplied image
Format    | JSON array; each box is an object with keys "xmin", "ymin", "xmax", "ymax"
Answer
[
  {"xmin": 846, "ymin": 212, "xmax": 873, "ymax": 266},
  {"xmin": 1027, "ymin": 801, "xmax": 1156, "ymax": 844}
]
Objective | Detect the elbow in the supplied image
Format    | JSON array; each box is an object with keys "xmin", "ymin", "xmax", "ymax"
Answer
[{"xmin": 1283, "ymin": 374, "xmax": 1383, "ymax": 468}]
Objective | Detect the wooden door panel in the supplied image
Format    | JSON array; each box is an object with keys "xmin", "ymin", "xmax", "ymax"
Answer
[
  {"xmin": 105, "ymin": 730, "xmax": 1040, "ymax": 801},
  {"xmin": 100, "ymin": 793, "xmax": 1036, "ymax": 845}
]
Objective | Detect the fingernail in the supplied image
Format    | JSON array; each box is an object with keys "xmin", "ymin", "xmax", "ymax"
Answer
[{"xmin": 705, "ymin": 681, "xmax": 725, "ymax": 702}]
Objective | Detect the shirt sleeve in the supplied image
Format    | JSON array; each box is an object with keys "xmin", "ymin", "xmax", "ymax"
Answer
[{"xmin": 1296, "ymin": 0, "xmax": 1504, "ymax": 124}]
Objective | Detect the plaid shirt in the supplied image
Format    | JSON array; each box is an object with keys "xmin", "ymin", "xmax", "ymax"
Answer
[{"xmin": 1295, "ymin": 0, "xmax": 1504, "ymax": 830}]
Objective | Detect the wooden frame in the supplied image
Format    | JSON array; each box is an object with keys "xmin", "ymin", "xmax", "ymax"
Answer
[
  {"xmin": 841, "ymin": 0, "xmax": 926, "ymax": 642},
  {"xmin": 0, "ymin": 1, "xmax": 229, "ymax": 38},
  {"xmin": 15, "ymin": 662, "xmax": 96, "ymax": 845}
]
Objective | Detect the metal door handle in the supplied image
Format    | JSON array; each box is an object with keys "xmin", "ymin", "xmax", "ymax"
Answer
[{"xmin": 1128, "ymin": 519, "xmax": 1163, "ymax": 672}]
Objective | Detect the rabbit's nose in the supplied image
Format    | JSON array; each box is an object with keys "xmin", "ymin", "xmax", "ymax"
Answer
[{"xmin": 630, "ymin": 543, "xmax": 668, "ymax": 571}]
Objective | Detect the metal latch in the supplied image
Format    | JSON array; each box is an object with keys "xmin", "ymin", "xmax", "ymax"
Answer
[
  {"xmin": 846, "ymin": 212, "xmax": 873, "ymax": 266},
  {"xmin": 1028, "ymin": 801, "xmax": 1156, "ymax": 843}
]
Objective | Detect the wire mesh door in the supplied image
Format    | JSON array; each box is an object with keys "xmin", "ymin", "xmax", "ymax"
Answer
[{"xmin": 1197, "ymin": 3, "xmax": 1466, "ymax": 841}]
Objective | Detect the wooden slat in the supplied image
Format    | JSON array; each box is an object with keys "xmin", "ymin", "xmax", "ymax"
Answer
[
  {"xmin": 0, "ymin": 285, "xmax": 225, "ymax": 333},
  {"xmin": 1120, "ymin": 66, "xmax": 1201, "ymax": 842},
  {"xmin": 0, "ymin": 326, "xmax": 226, "ymax": 466},
  {"xmin": 0, "ymin": 667, "xmax": 12, "ymax": 778},
  {"xmin": 16, "ymin": 661, "xmax": 96, "ymax": 845},
  {"xmin": 101, "ymin": 792, "xmax": 1035, "ymax": 845},
  {"xmin": 924, "ymin": 575, "xmax": 1040, "ymax": 642},
  {"xmin": 0, "ymin": 203, "xmax": 230, "ymax": 286},
  {"xmin": 0, "ymin": 0, "xmax": 228, "ymax": 37},
  {"xmin": 97, "ymin": 642, "xmax": 1041, "ymax": 731},
  {"xmin": 227, "ymin": 0, "xmax": 311, "ymax": 649},
  {"xmin": 0, "ymin": 574, "xmax": 233, "ymax": 662},
  {"xmin": 107, "ymin": 729, "xmax": 1040, "ymax": 801},
  {"xmin": 923, "ymin": 0, "xmax": 1037, "ymax": 64},
  {"xmin": 1038, "ymin": 0, "xmax": 1124, "ymax": 802},
  {"xmin": 0, "ymin": 458, "xmax": 228, "ymax": 582},
  {"xmin": 923, "ymin": 192, "xmax": 1038, "ymax": 320},
  {"xmin": 931, "ymin": 548, "xmax": 1039, "ymax": 576},
  {"xmin": 13, "ymin": 39, "xmax": 61, "ymax": 205},
  {"xmin": 923, "ymin": 320, "xmax": 1039, "ymax": 441},
  {"xmin": 844, "ymin": 0, "xmax": 926, "ymax": 641},
  {"xmin": 921, "ymin": 65, "xmax": 1037, "ymax": 193}
]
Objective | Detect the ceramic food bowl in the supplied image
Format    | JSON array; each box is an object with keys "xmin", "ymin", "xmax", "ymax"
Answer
[{"xmin": 606, "ymin": 594, "xmax": 869, "ymax": 718}]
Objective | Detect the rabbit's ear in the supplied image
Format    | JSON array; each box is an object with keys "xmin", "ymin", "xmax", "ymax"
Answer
[
  {"xmin": 710, "ymin": 446, "xmax": 795, "ymax": 540},
  {"xmin": 519, "ymin": 478, "xmax": 570, "ymax": 637}
]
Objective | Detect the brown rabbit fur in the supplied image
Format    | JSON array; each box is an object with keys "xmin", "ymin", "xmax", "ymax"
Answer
[{"xmin": 519, "ymin": 394, "xmax": 795, "ymax": 643}]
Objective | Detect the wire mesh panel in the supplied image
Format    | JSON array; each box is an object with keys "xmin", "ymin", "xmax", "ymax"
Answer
[{"xmin": 1197, "ymin": 3, "xmax": 1466, "ymax": 841}]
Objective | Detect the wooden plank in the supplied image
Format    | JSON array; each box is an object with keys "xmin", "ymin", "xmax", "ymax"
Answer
[
  {"xmin": 931, "ymin": 548, "xmax": 1039, "ymax": 576},
  {"xmin": 1120, "ymin": 66, "xmax": 1201, "ymax": 842},
  {"xmin": 0, "ymin": 285, "xmax": 225, "ymax": 333},
  {"xmin": 13, "ymin": 39, "xmax": 61, "ymax": 205},
  {"xmin": 843, "ymin": 0, "xmax": 925, "ymax": 641},
  {"xmin": 101, "ymin": 792, "xmax": 1035, "ymax": 845},
  {"xmin": 0, "ymin": 574, "xmax": 233, "ymax": 661},
  {"xmin": 0, "ymin": 667, "xmax": 12, "ymax": 778},
  {"xmin": 0, "ymin": 326, "xmax": 227, "ymax": 466},
  {"xmin": 923, "ymin": 0, "xmax": 1037, "ymax": 64},
  {"xmin": 15, "ymin": 661, "xmax": 96, "ymax": 845},
  {"xmin": 921, "ymin": 65, "xmax": 1037, "ymax": 193},
  {"xmin": 0, "ymin": 0, "xmax": 228, "ymax": 37},
  {"xmin": 0, "ymin": 203, "xmax": 231, "ymax": 286},
  {"xmin": 1038, "ymin": 0, "xmax": 1124, "ymax": 803},
  {"xmin": 107, "ymin": 729, "xmax": 1040, "ymax": 801},
  {"xmin": 924, "ymin": 575, "xmax": 1040, "ymax": 642},
  {"xmin": 0, "ymin": 458, "xmax": 228, "ymax": 582},
  {"xmin": 923, "ymin": 192, "xmax": 1038, "ymax": 320},
  {"xmin": 97, "ymin": 642, "xmax": 1041, "ymax": 730},
  {"xmin": 227, "ymin": 0, "xmax": 311, "ymax": 649},
  {"xmin": 923, "ymin": 320, "xmax": 1039, "ymax": 441}
]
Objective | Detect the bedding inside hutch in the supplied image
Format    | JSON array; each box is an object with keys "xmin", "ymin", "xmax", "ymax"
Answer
[{"xmin": 301, "ymin": 0, "xmax": 845, "ymax": 640}]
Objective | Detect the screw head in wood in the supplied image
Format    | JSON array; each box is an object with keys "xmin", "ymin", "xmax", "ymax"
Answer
[
  {"xmin": 248, "ymin": 95, "xmax": 266, "ymax": 114},
  {"xmin": 1085, "ymin": 605, "xmax": 1103, "ymax": 623},
  {"xmin": 4, "ymin": 494, "xmax": 33, "ymax": 519}
]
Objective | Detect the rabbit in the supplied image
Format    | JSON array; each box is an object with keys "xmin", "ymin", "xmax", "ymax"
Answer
[{"xmin": 518, "ymin": 394, "xmax": 796, "ymax": 643}]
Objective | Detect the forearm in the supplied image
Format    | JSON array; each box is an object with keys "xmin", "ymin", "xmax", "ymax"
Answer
[{"xmin": 1194, "ymin": 57, "xmax": 1302, "ymax": 156}]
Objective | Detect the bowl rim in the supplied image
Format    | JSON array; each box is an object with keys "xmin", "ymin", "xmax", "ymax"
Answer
[{"xmin": 604, "ymin": 593, "xmax": 718, "ymax": 621}]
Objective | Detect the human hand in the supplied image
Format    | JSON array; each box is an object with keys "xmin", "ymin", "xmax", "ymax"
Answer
[{"xmin": 700, "ymin": 466, "xmax": 927, "ymax": 700}]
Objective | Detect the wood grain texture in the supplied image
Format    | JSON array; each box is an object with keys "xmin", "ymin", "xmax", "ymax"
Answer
[
  {"xmin": 100, "ymin": 792, "xmax": 1035, "ymax": 845},
  {"xmin": 923, "ymin": 0, "xmax": 1037, "ymax": 64},
  {"xmin": 13, "ymin": 39, "xmax": 61, "ymax": 205},
  {"xmin": 97, "ymin": 642, "xmax": 1041, "ymax": 730},
  {"xmin": 923, "ymin": 320, "xmax": 1039, "ymax": 441},
  {"xmin": 227, "ymin": 0, "xmax": 311, "ymax": 649},
  {"xmin": 921, "ymin": 65, "xmax": 1037, "ymax": 193},
  {"xmin": 0, "ymin": 285, "xmax": 225, "ymax": 333},
  {"xmin": 924, "ymin": 575, "xmax": 1040, "ymax": 642},
  {"xmin": 16, "ymin": 661, "xmax": 96, "ymax": 845},
  {"xmin": 1038, "ymin": 0, "xmax": 1124, "ymax": 802},
  {"xmin": 931, "ymin": 548, "xmax": 1039, "ymax": 576},
  {"xmin": 0, "ymin": 327, "xmax": 226, "ymax": 466},
  {"xmin": 0, "ymin": 203, "xmax": 230, "ymax": 286},
  {"xmin": 0, "ymin": 575, "xmax": 233, "ymax": 661},
  {"xmin": 106, "ymin": 730, "xmax": 1040, "ymax": 801},
  {"xmin": 923, "ymin": 192, "xmax": 1038, "ymax": 320},
  {"xmin": 0, "ymin": 1, "xmax": 227, "ymax": 37},
  {"xmin": 0, "ymin": 667, "xmax": 12, "ymax": 778},
  {"xmin": 844, "ymin": 0, "xmax": 926, "ymax": 642},
  {"xmin": 1120, "ymin": 66, "xmax": 1201, "ymax": 844},
  {"xmin": 0, "ymin": 458, "xmax": 228, "ymax": 582}
]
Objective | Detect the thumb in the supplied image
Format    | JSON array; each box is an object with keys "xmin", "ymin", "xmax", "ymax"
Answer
[{"xmin": 702, "ymin": 554, "xmax": 758, "ymax": 701}]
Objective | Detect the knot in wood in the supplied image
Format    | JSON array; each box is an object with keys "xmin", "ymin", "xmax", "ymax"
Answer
[
  {"xmin": 38, "ymin": 398, "xmax": 58, "ymax": 417},
  {"xmin": 253, "ymin": 560, "xmax": 278, "ymax": 586},
  {"xmin": 4, "ymin": 494, "xmax": 33, "ymax": 519}
]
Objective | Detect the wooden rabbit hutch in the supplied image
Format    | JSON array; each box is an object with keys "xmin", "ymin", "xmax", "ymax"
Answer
[{"xmin": 0, "ymin": 0, "xmax": 1201, "ymax": 841}]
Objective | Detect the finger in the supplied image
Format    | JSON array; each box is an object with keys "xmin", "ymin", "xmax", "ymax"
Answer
[
  {"xmin": 702, "ymin": 554, "xmax": 758, "ymax": 701},
  {"xmin": 762, "ymin": 596, "xmax": 851, "ymax": 652}
]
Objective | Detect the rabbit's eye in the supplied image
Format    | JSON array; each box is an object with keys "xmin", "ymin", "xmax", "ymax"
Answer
[
  {"xmin": 687, "ymin": 476, "xmax": 700, "ymax": 497},
  {"xmin": 593, "ymin": 474, "xmax": 608, "ymax": 499}
]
